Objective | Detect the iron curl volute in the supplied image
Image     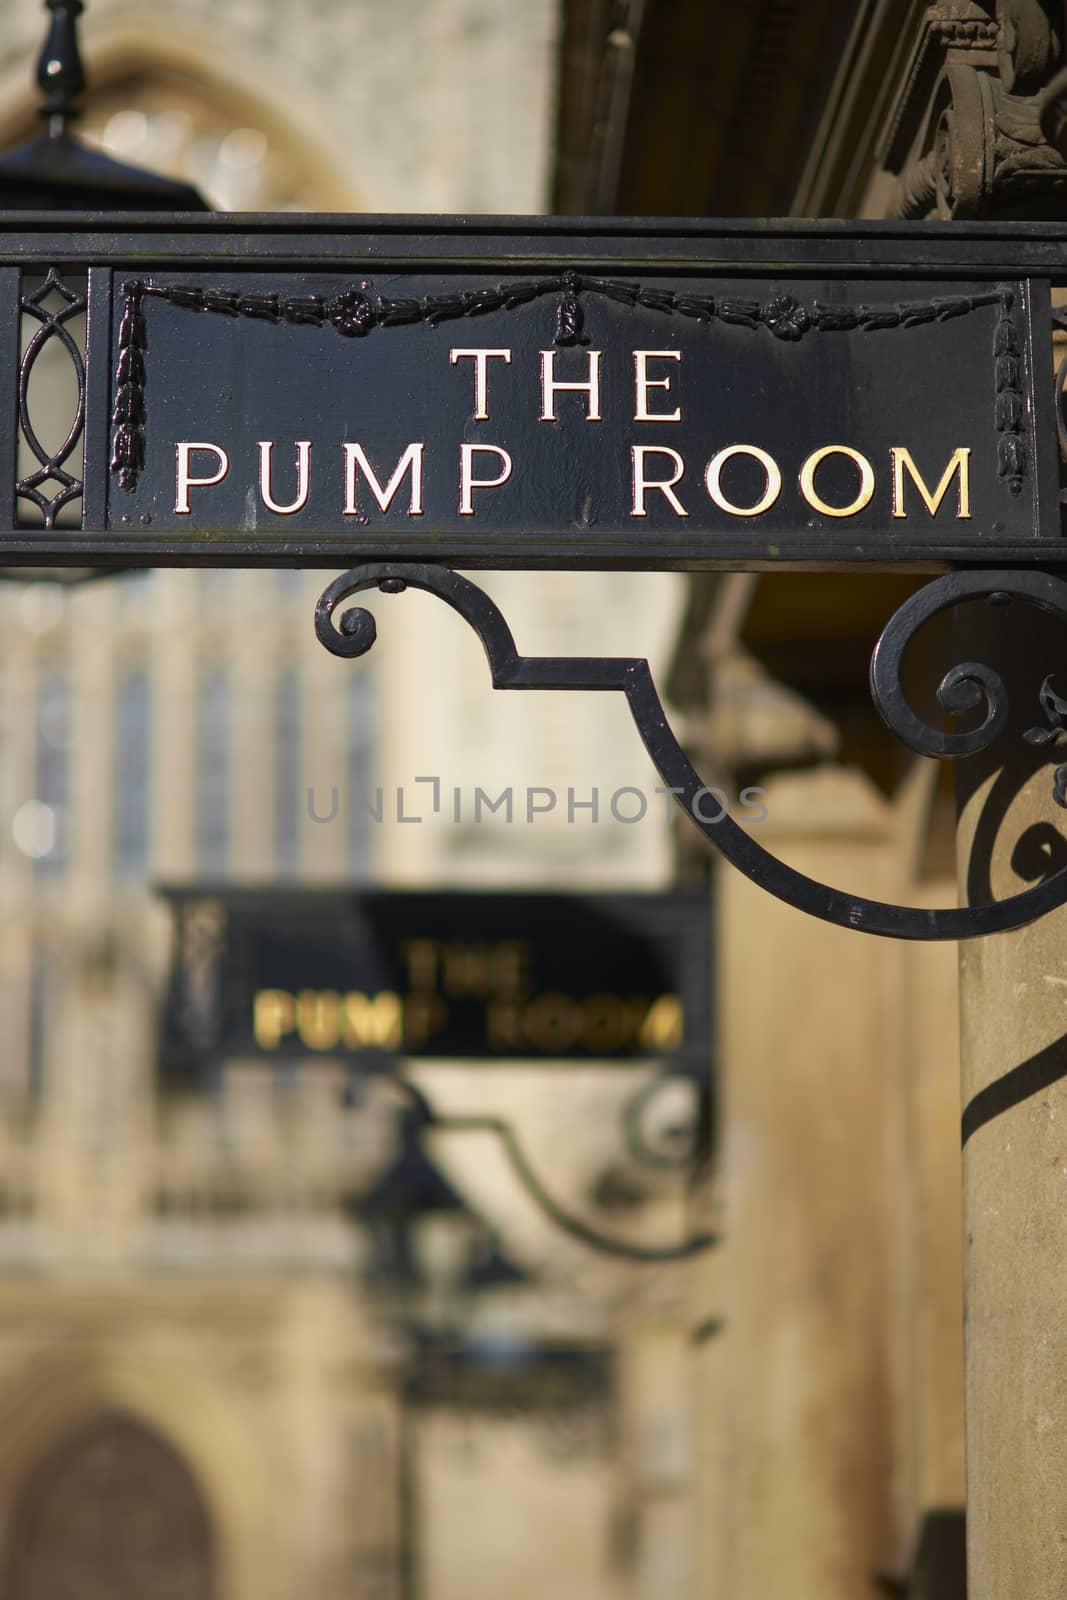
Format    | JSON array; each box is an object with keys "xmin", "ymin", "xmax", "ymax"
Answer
[
  {"xmin": 867, "ymin": 573, "xmax": 1051, "ymax": 758},
  {"xmin": 314, "ymin": 573, "xmax": 391, "ymax": 659},
  {"xmin": 623, "ymin": 1069, "xmax": 705, "ymax": 1173},
  {"xmin": 935, "ymin": 662, "xmax": 1007, "ymax": 745}
]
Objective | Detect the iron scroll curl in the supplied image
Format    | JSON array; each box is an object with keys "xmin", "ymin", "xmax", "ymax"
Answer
[
  {"xmin": 315, "ymin": 564, "xmax": 1067, "ymax": 942},
  {"xmin": 382, "ymin": 1075, "xmax": 716, "ymax": 1264}
]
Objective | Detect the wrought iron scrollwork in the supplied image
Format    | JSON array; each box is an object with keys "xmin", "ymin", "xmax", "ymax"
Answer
[
  {"xmin": 622, "ymin": 1065, "xmax": 707, "ymax": 1173},
  {"xmin": 1022, "ymin": 676, "xmax": 1067, "ymax": 807},
  {"xmin": 382, "ymin": 1072, "xmax": 715, "ymax": 1264},
  {"xmin": 316, "ymin": 563, "xmax": 1067, "ymax": 942},
  {"xmin": 16, "ymin": 268, "xmax": 87, "ymax": 527}
]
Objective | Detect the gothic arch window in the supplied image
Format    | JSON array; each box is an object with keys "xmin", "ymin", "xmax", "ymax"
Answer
[
  {"xmin": 2, "ymin": 1410, "xmax": 216, "ymax": 1600},
  {"xmin": 77, "ymin": 65, "xmax": 352, "ymax": 211},
  {"xmin": 0, "ymin": 47, "xmax": 354, "ymax": 212},
  {"xmin": 81, "ymin": 75, "xmax": 325, "ymax": 210}
]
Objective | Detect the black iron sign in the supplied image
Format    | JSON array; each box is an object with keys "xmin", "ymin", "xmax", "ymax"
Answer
[
  {"xmin": 4, "ymin": 217, "xmax": 1065, "ymax": 570},
  {"xmin": 159, "ymin": 886, "xmax": 710, "ymax": 1071}
]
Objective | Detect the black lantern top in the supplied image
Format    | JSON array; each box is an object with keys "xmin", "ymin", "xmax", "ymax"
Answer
[{"xmin": 0, "ymin": 0, "xmax": 208, "ymax": 212}]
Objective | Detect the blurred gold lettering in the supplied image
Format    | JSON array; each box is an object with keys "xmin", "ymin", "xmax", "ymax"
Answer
[
  {"xmin": 297, "ymin": 989, "xmax": 341, "ymax": 1050},
  {"xmin": 639, "ymin": 994, "xmax": 684, "ymax": 1050},
  {"xmin": 402, "ymin": 992, "xmax": 447, "ymax": 1051},
  {"xmin": 254, "ymin": 989, "xmax": 295, "ymax": 1049},
  {"xmin": 400, "ymin": 939, "xmax": 439, "ymax": 989},
  {"xmin": 342, "ymin": 991, "xmax": 403, "ymax": 1049}
]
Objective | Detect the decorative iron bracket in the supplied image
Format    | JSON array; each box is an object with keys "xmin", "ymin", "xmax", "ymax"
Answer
[
  {"xmin": 316, "ymin": 563, "xmax": 1067, "ymax": 942},
  {"xmin": 378, "ymin": 1067, "xmax": 715, "ymax": 1264}
]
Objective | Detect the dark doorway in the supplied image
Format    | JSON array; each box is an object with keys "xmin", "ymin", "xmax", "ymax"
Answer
[{"xmin": 2, "ymin": 1410, "xmax": 216, "ymax": 1600}]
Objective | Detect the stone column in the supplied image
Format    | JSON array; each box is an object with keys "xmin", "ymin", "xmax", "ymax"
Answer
[
  {"xmin": 955, "ymin": 597, "xmax": 1067, "ymax": 1599},
  {"xmin": 716, "ymin": 765, "xmax": 898, "ymax": 1598}
]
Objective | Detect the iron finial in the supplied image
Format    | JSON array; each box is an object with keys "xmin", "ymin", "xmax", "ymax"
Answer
[{"xmin": 36, "ymin": 0, "xmax": 86, "ymax": 139}]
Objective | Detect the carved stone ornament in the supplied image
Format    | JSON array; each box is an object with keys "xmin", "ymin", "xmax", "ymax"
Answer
[
  {"xmin": 892, "ymin": 62, "xmax": 1067, "ymax": 217},
  {"xmin": 996, "ymin": 0, "xmax": 1060, "ymax": 95},
  {"xmin": 890, "ymin": 0, "xmax": 1067, "ymax": 219}
]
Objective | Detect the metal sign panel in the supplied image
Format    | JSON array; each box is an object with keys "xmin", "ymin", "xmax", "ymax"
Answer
[
  {"xmin": 2, "ymin": 216, "xmax": 1065, "ymax": 570},
  {"xmin": 159, "ymin": 886, "xmax": 711, "ymax": 1071}
]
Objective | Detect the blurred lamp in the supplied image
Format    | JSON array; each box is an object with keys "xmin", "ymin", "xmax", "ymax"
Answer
[{"xmin": 358, "ymin": 1100, "xmax": 531, "ymax": 1333}]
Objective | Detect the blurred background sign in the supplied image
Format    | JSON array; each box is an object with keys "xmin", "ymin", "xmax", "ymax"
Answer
[{"xmin": 158, "ymin": 886, "xmax": 711, "ymax": 1073}]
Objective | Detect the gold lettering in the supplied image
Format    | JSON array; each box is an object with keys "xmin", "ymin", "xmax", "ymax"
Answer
[
  {"xmin": 174, "ymin": 441, "xmax": 229, "ymax": 515},
  {"xmin": 705, "ymin": 445, "xmax": 781, "ymax": 517},
  {"xmin": 486, "ymin": 996, "xmax": 523, "ymax": 1051},
  {"xmin": 342, "ymin": 990, "xmax": 403, "ymax": 1050},
  {"xmin": 450, "ymin": 348, "xmax": 512, "ymax": 420},
  {"xmin": 631, "ymin": 446, "xmax": 688, "ymax": 517},
  {"xmin": 492, "ymin": 940, "xmax": 532, "ymax": 995},
  {"xmin": 891, "ymin": 446, "xmax": 971, "ymax": 519},
  {"xmin": 253, "ymin": 989, "xmax": 295, "ymax": 1050},
  {"xmin": 523, "ymin": 992, "xmax": 582, "ymax": 1051},
  {"xmin": 258, "ymin": 439, "xmax": 312, "ymax": 515},
  {"xmin": 798, "ymin": 445, "xmax": 875, "ymax": 518},
  {"xmin": 343, "ymin": 442, "xmax": 424, "ymax": 516},
  {"xmin": 459, "ymin": 444, "xmax": 512, "ymax": 515},
  {"xmin": 582, "ymin": 994, "xmax": 632, "ymax": 1052},
  {"xmin": 400, "ymin": 940, "xmax": 439, "ymax": 989},
  {"xmin": 441, "ymin": 945, "xmax": 495, "ymax": 997},
  {"xmin": 540, "ymin": 349, "xmax": 602, "ymax": 421},
  {"xmin": 639, "ymin": 994, "xmax": 684, "ymax": 1051},
  {"xmin": 297, "ymin": 989, "xmax": 341, "ymax": 1050},
  {"xmin": 633, "ymin": 350, "xmax": 682, "ymax": 422},
  {"xmin": 401, "ymin": 991, "xmax": 446, "ymax": 1051}
]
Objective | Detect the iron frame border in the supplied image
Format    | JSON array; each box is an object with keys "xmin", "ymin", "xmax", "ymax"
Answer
[{"xmin": 0, "ymin": 213, "xmax": 1066, "ymax": 569}]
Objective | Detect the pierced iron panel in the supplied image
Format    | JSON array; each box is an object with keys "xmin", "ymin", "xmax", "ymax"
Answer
[{"xmin": 16, "ymin": 268, "xmax": 86, "ymax": 529}]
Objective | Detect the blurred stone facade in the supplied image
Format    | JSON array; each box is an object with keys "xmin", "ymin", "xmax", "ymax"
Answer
[{"xmin": 0, "ymin": 4, "xmax": 699, "ymax": 1598}]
